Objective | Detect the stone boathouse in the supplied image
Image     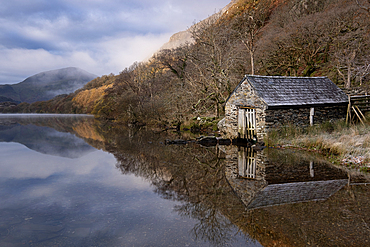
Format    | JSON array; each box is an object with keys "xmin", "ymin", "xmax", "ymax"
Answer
[{"xmin": 222, "ymin": 75, "xmax": 348, "ymax": 141}]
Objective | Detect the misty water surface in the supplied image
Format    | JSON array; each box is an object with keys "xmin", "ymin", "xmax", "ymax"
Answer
[
  {"xmin": 0, "ymin": 114, "xmax": 256, "ymax": 247},
  {"xmin": 0, "ymin": 114, "xmax": 369, "ymax": 247}
]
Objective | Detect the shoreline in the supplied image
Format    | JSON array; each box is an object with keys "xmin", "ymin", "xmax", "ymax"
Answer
[{"xmin": 266, "ymin": 120, "xmax": 370, "ymax": 172}]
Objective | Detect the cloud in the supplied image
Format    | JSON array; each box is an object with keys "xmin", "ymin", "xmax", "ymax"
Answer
[{"xmin": 0, "ymin": 0, "xmax": 231, "ymax": 84}]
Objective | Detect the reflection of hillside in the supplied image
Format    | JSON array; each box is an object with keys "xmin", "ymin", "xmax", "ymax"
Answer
[
  {"xmin": 72, "ymin": 121, "xmax": 104, "ymax": 142},
  {"xmin": 0, "ymin": 115, "xmax": 96, "ymax": 158},
  {"xmin": 91, "ymin": 124, "xmax": 370, "ymax": 247},
  {"xmin": 6, "ymin": 115, "xmax": 367, "ymax": 246}
]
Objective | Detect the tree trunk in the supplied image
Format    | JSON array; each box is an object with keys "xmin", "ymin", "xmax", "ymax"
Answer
[{"xmin": 250, "ymin": 50, "xmax": 255, "ymax": 75}]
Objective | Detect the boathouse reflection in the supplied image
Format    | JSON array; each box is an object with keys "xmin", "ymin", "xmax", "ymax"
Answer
[{"xmin": 226, "ymin": 146, "xmax": 349, "ymax": 210}]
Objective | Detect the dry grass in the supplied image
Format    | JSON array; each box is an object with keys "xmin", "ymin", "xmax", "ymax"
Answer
[{"xmin": 266, "ymin": 120, "xmax": 370, "ymax": 166}]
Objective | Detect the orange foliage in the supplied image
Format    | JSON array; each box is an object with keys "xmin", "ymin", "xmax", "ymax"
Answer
[{"xmin": 72, "ymin": 84, "xmax": 113, "ymax": 113}]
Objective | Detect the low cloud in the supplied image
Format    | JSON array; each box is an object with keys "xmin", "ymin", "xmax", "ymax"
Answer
[{"xmin": 0, "ymin": 0, "xmax": 230, "ymax": 84}]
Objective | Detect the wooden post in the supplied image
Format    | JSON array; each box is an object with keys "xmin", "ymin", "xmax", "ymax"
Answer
[
  {"xmin": 238, "ymin": 108, "xmax": 245, "ymax": 138},
  {"xmin": 310, "ymin": 161, "xmax": 314, "ymax": 178},
  {"xmin": 310, "ymin": 107, "xmax": 314, "ymax": 126},
  {"xmin": 346, "ymin": 95, "xmax": 351, "ymax": 124}
]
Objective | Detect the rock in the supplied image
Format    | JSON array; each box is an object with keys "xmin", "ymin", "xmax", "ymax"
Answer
[
  {"xmin": 217, "ymin": 117, "xmax": 226, "ymax": 132},
  {"xmin": 165, "ymin": 139, "xmax": 187, "ymax": 145}
]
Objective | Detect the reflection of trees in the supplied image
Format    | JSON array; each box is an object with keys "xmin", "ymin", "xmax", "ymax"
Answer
[
  {"xmin": 0, "ymin": 114, "xmax": 94, "ymax": 134},
  {"xmin": 176, "ymin": 203, "xmax": 237, "ymax": 246},
  {"xmin": 89, "ymin": 124, "xmax": 253, "ymax": 246},
  {"xmin": 12, "ymin": 118, "xmax": 368, "ymax": 246},
  {"xmin": 85, "ymin": 123, "xmax": 370, "ymax": 247}
]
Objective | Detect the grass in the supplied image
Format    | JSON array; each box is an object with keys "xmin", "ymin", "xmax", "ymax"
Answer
[{"xmin": 266, "ymin": 116, "xmax": 370, "ymax": 171}]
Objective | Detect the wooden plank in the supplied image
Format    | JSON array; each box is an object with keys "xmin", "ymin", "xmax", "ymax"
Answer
[
  {"xmin": 351, "ymin": 95, "xmax": 370, "ymax": 100},
  {"xmin": 355, "ymin": 106, "xmax": 366, "ymax": 120},
  {"xmin": 352, "ymin": 101, "xmax": 370, "ymax": 106},
  {"xmin": 247, "ymin": 147, "xmax": 256, "ymax": 179},
  {"xmin": 352, "ymin": 106, "xmax": 365, "ymax": 126},
  {"xmin": 250, "ymin": 109, "xmax": 253, "ymax": 139},
  {"xmin": 310, "ymin": 107, "xmax": 314, "ymax": 126},
  {"xmin": 252, "ymin": 109, "xmax": 256, "ymax": 137}
]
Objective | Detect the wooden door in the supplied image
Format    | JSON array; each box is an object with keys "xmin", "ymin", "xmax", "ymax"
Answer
[{"xmin": 238, "ymin": 108, "xmax": 256, "ymax": 140}]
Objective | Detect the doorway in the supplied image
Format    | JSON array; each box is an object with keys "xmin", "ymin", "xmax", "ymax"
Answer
[{"xmin": 238, "ymin": 107, "xmax": 256, "ymax": 140}]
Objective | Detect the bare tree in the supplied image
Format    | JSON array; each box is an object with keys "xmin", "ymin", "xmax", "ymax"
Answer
[
  {"xmin": 355, "ymin": 57, "xmax": 370, "ymax": 85},
  {"xmin": 335, "ymin": 49, "xmax": 359, "ymax": 89},
  {"xmin": 189, "ymin": 15, "xmax": 239, "ymax": 117},
  {"xmin": 329, "ymin": 5, "xmax": 369, "ymax": 88},
  {"xmin": 154, "ymin": 45, "xmax": 190, "ymax": 87},
  {"xmin": 231, "ymin": 0, "xmax": 272, "ymax": 75}
]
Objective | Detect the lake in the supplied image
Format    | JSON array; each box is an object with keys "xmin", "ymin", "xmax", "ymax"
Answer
[{"xmin": 0, "ymin": 114, "xmax": 369, "ymax": 246}]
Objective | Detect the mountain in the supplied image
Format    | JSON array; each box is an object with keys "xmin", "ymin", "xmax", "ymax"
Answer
[{"xmin": 0, "ymin": 67, "xmax": 97, "ymax": 103}]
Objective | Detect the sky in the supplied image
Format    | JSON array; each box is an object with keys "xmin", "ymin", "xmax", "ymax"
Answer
[{"xmin": 0, "ymin": 0, "xmax": 231, "ymax": 85}]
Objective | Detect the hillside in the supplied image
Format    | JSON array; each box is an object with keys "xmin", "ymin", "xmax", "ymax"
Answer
[
  {"xmin": 9, "ymin": 0, "xmax": 370, "ymax": 127},
  {"xmin": 0, "ymin": 67, "xmax": 97, "ymax": 103}
]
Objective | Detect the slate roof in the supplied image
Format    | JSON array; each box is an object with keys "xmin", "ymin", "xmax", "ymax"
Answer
[{"xmin": 231, "ymin": 75, "xmax": 349, "ymax": 107}]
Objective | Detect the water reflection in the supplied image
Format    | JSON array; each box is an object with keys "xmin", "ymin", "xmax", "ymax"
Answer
[
  {"xmin": 223, "ymin": 146, "xmax": 370, "ymax": 246},
  {"xmin": 1, "ymin": 115, "xmax": 238, "ymax": 247},
  {"xmin": 227, "ymin": 147, "xmax": 349, "ymax": 209},
  {"xmin": 0, "ymin": 115, "xmax": 369, "ymax": 246},
  {"xmin": 103, "ymin": 125, "xmax": 370, "ymax": 246},
  {"xmin": 0, "ymin": 114, "xmax": 95, "ymax": 158}
]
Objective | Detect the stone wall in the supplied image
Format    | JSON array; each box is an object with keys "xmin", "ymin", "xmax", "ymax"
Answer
[
  {"xmin": 224, "ymin": 80, "xmax": 267, "ymax": 140},
  {"xmin": 264, "ymin": 105, "xmax": 347, "ymax": 129}
]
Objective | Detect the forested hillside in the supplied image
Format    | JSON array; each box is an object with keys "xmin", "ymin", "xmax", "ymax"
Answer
[{"xmin": 9, "ymin": 0, "xmax": 370, "ymax": 128}]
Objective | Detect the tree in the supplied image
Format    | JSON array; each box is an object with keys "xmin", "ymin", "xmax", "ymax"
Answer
[
  {"xmin": 329, "ymin": 5, "xmax": 369, "ymax": 88},
  {"xmin": 188, "ymin": 14, "xmax": 242, "ymax": 117},
  {"xmin": 155, "ymin": 45, "xmax": 190, "ymax": 87},
  {"xmin": 231, "ymin": 0, "xmax": 272, "ymax": 75},
  {"xmin": 355, "ymin": 57, "xmax": 370, "ymax": 85},
  {"xmin": 261, "ymin": 13, "xmax": 331, "ymax": 77}
]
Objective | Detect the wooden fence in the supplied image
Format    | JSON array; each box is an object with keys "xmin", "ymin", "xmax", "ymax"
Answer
[{"xmin": 347, "ymin": 95, "xmax": 370, "ymax": 124}]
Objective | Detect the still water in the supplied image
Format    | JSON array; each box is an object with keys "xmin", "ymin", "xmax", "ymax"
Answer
[{"xmin": 0, "ymin": 114, "xmax": 369, "ymax": 247}]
